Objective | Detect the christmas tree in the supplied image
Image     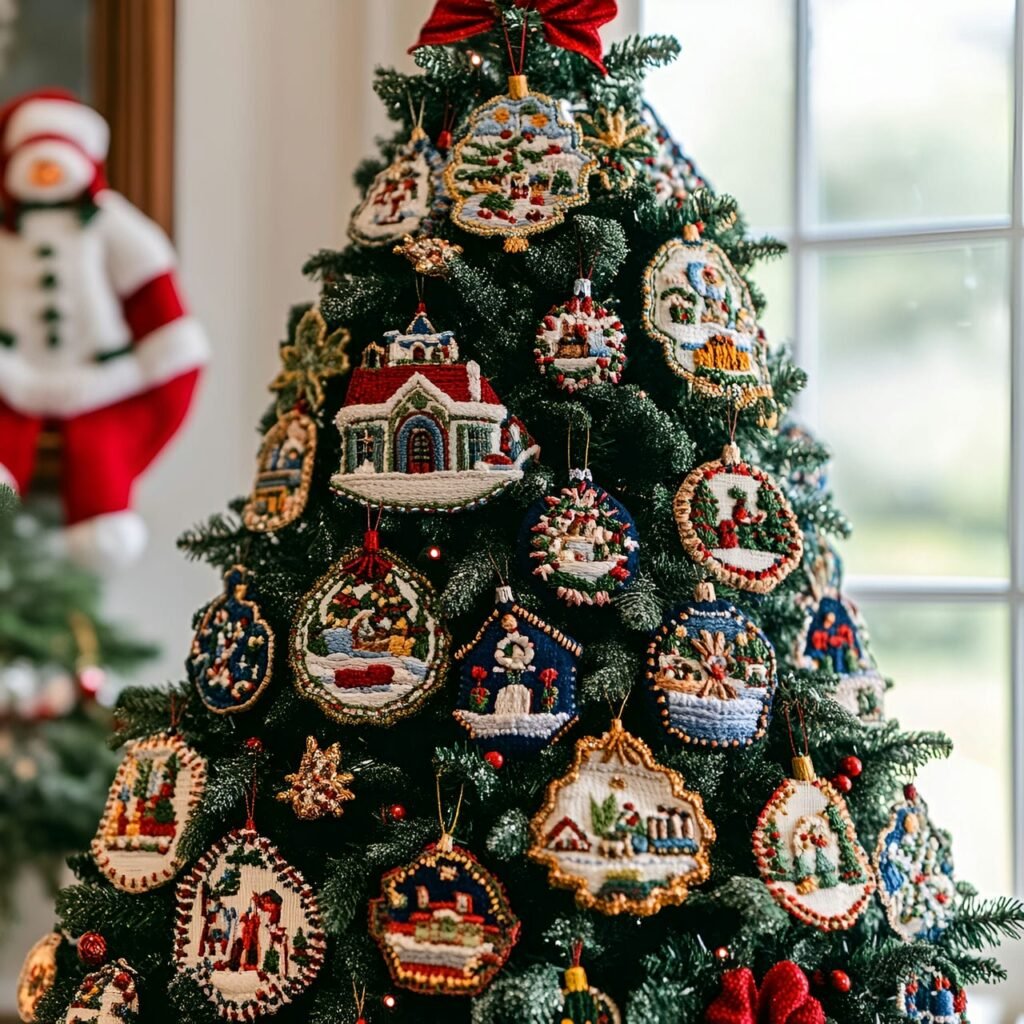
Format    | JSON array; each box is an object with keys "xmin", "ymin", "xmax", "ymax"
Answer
[{"xmin": 26, "ymin": 4, "xmax": 1024, "ymax": 1023}]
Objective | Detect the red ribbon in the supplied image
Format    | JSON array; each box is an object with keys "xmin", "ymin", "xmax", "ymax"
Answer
[
  {"xmin": 342, "ymin": 529, "xmax": 394, "ymax": 582},
  {"xmin": 410, "ymin": 0, "xmax": 617, "ymax": 73},
  {"xmin": 705, "ymin": 963, "xmax": 825, "ymax": 1024}
]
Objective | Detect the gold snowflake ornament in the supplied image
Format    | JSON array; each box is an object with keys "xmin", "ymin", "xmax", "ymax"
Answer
[
  {"xmin": 270, "ymin": 307, "xmax": 351, "ymax": 412},
  {"xmin": 276, "ymin": 736, "xmax": 355, "ymax": 820},
  {"xmin": 393, "ymin": 234, "xmax": 464, "ymax": 278},
  {"xmin": 578, "ymin": 106, "xmax": 656, "ymax": 192}
]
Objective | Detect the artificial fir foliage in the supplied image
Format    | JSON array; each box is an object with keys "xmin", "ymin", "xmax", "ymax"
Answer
[{"xmin": 33, "ymin": 4, "xmax": 1024, "ymax": 1023}]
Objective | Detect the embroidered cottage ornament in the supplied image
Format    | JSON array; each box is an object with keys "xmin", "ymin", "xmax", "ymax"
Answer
[
  {"xmin": 674, "ymin": 444, "xmax": 803, "ymax": 594},
  {"xmin": 640, "ymin": 104, "xmax": 708, "ymax": 209},
  {"xmin": 275, "ymin": 736, "xmax": 355, "ymax": 821},
  {"xmin": 453, "ymin": 584, "xmax": 580, "ymax": 757},
  {"xmin": 332, "ymin": 307, "xmax": 538, "ymax": 512},
  {"xmin": 17, "ymin": 932, "xmax": 60, "ymax": 1023},
  {"xmin": 368, "ymin": 833, "xmax": 521, "ymax": 996},
  {"xmin": 534, "ymin": 278, "xmax": 627, "ymax": 392},
  {"xmin": 91, "ymin": 733, "xmax": 206, "ymax": 892},
  {"xmin": 521, "ymin": 468, "xmax": 640, "ymax": 606},
  {"xmin": 753, "ymin": 754, "xmax": 875, "ymax": 930},
  {"xmin": 528, "ymin": 718, "xmax": 715, "ymax": 916},
  {"xmin": 898, "ymin": 971, "xmax": 968, "ymax": 1024},
  {"xmin": 187, "ymin": 566, "xmax": 275, "ymax": 714},
  {"xmin": 641, "ymin": 235, "xmax": 771, "ymax": 406},
  {"xmin": 875, "ymin": 785, "xmax": 956, "ymax": 943},
  {"xmin": 63, "ymin": 960, "xmax": 139, "ymax": 1024},
  {"xmin": 645, "ymin": 582, "xmax": 777, "ymax": 749},
  {"xmin": 174, "ymin": 828, "xmax": 326, "ymax": 1018},
  {"xmin": 445, "ymin": 75, "xmax": 595, "ymax": 253},
  {"xmin": 290, "ymin": 530, "xmax": 450, "ymax": 725}
]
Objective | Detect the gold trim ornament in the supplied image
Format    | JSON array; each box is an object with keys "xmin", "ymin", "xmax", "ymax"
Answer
[
  {"xmin": 91, "ymin": 733, "xmax": 207, "ymax": 893},
  {"xmin": 674, "ymin": 444, "xmax": 803, "ymax": 594},
  {"xmin": 445, "ymin": 75, "xmax": 595, "ymax": 253},
  {"xmin": 17, "ymin": 932, "xmax": 60, "ymax": 1023},
  {"xmin": 528, "ymin": 718, "xmax": 714, "ymax": 916},
  {"xmin": 393, "ymin": 234, "xmax": 463, "ymax": 278},
  {"xmin": 641, "ymin": 234, "xmax": 772, "ymax": 405},
  {"xmin": 63, "ymin": 960, "xmax": 139, "ymax": 1024},
  {"xmin": 276, "ymin": 736, "xmax": 355, "ymax": 820}
]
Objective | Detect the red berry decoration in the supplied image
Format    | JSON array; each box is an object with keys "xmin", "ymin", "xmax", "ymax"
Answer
[
  {"xmin": 484, "ymin": 750, "xmax": 504, "ymax": 770},
  {"xmin": 244, "ymin": 736, "xmax": 264, "ymax": 753},
  {"xmin": 387, "ymin": 803, "xmax": 407, "ymax": 822},
  {"xmin": 77, "ymin": 931, "xmax": 108, "ymax": 967},
  {"xmin": 840, "ymin": 755, "xmax": 863, "ymax": 778},
  {"xmin": 832, "ymin": 773, "xmax": 853, "ymax": 794},
  {"xmin": 830, "ymin": 970, "xmax": 852, "ymax": 993}
]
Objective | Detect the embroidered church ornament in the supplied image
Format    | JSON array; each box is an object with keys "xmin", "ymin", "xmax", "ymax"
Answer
[
  {"xmin": 17, "ymin": 932, "xmax": 60, "ymax": 1023},
  {"xmin": 674, "ymin": 444, "xmax": 803, "ymax": 594},
  {"xmin": 641, "ymin": 235, "xmax": 772, "ymax": 406},
  {"xmin": 91, "ymin": 733, "xmax": 207, "ymax": 893},
  {"xmin": 753, "ymin": 753, "xmax": 875, "ymax": 931},
  {"xmin": 453, "ymin": 584, "xmax": 580, "ymax": 757},
  {"xmin": 528, "ymin": 718, "xmax": 715, "ymax": 916},
  {"xmin": 290, "ymin": 530, "xmax": 450, "ymax": 725},
  {"xmin": 188, "ymin": 566, "xmax": 275, "ymax": 715},
  {"xmin": 63, "ymin": 960, "xmax": 139, "ymax": 1024},
  {"xmin": 521, "ymin": 467, "xmax": 640, "ymax": 606},
  {"xmin": 534, "ymin": 277, "xmax": 627, "ymax": 392},
  {"xmin": 640, "ymin": 103, "xmax": 708, "ymax": 209},
  {"xmin": 897, "ymin": 971, "xmax": 967, "ymax": 1024},
  {"xmin": 645, "ymin": 581, "xmax": 777, "ymax": 749},
  {"xmin": 874, "ymin": 785, "xmax": 956, "ymax": 943},
  {"xmin": 332, "ymin": 307, "xmax": 539, "ymax": 512},
  {"xmin": 173, "ymin": 828, "xmax": 326, "ymax": 1018}
]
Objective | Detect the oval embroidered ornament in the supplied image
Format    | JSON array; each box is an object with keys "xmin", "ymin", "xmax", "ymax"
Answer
[
  {"xmin": 521, "ymin": 468, "xmax": 640, "ymax": 607},
  {"xmin": 18, "ymin": 932, "xmax": 60, "ymax": 1023},
  {"xmin": 528, "ymin": 718, "xmax": 715, "ymax": 916},
  {"xmin": 874, "ymin": 785, "xmax": 956, "ymax": 943},
  {"xmin": 368, "ymin": 837, "xmax": 520, "ymax": 996},
  {"xmin": 898, "ymin": 970, "xmax": 967, "ymax": 1024},
  {"xmin": 187, "ymin": 566, "xmax": 275, "ymax": 714},
  {"xmin": 753, "ymin": 756, "xmax": 875, "ymax": 930},
  {"xmin": 534, "ymin": 277, "xmax": 626, "ymax": 392},
  {"xmin": 242, "ymin": 408, "xmax": 317, "ymax": 533},
  {"xmin": 91, "ymin": 733, "xmax": 207, "ymax": 893},
  {"xmin": 453, "ymin": 585, "xmax": 581, "ymax": 757},
  {"xmin": 174, "ymin": 828, "xmax": 326, "ymax": 1018},
  {"xmin": 675, "ymin": 444, "xmax": 802, "ymax": 594},
  {"xmin": 290, "ymin": 530, "xmax": 450, "ymax": 725},
  {"xmin": 641, "ymin": 103, "xmax": 708, "ymax": 209},
  {"xmin": 63, "ymin": 960, "xmax": 139, "ymax": 1024},
  {"xmin": 641, "ymin": 236, "xmax": 771, "ymax": 405},
  {"xmin": 645, "ymin": 582, "xmax": 777, "ymax": 749}
]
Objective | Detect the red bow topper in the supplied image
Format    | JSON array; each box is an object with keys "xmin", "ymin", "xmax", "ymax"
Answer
[
  {"xmin": 342, "ymin": 529, "xmax": 394, "ymax": 582},
  {"xmin": 705, "ymin": 963, "xmax": 826, "ymax": 1024},
  {"xmin": 410, "ymin": 0, "xmax": 617, "ymax": 74}
]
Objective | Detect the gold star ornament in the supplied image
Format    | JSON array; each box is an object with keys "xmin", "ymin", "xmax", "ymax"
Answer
[
  {"xmin": 276, "ymin": 736, "xmax": 355, "ymax": 820},
  {"xmin": 393, "ymin": 234, "xmax": 464, "ymax": 278},
  {"xmin": 270, "ymin": 307, "xmax": 351, "ymax": 412}
]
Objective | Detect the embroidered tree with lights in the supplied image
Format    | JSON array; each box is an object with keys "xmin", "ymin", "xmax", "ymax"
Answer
[{"xmin": 26, "ymin": 3, "xmax": 1024, "ymax": 1024}]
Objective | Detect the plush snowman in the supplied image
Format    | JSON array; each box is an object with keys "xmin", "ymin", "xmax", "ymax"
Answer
[{"xmin": 0, "ymin": 89, "xmax": 208, "ymax": 568}]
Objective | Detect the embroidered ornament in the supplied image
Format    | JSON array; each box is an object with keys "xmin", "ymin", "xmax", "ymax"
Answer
[
  {"xmin": 641, "ymin": 104, "xmax": 708, "ymax": 209},
  {"xmin": 188, "ymin": 566, "xmax": 275, "ymax": 714},
  {"xmin": 703, "ymin": 962, "xmax": 825, "ymax": 1024},
  {"xmin": 645, "ymin": 582, "xmax": 777, "ymax": 749},
  {"xmin": 393, "ymin": 234, "xmax": 463, "ymax": 277},
  {"xmin": 275, "ymin": 736, "xmax": 355, "ymax": 821},
  {"xmin": 577, "ymin": 106, "xmax": 654, "ymax": 192},
  {"xmin": 521, "ymin": 468, "xmax": 640, "ymax": 606},
  {"xmin": 290, "ymin": 530, "xmax": 450, "ymax": 725},
  {"xmin": 445, "ymin": 75, "xmax": 595, "ymax": 253},
  {"xmin": 528, "ymin": 718, "xmax": 715, "ymax": 916},
  {"xmin": 63, "ymin": 961, "xmax": 139, "ymax": 1024},
  {"xmin": 174, "ymin": 828, "xmax": 326, "ymax": 1018},
  {"xmin": 875, "ymin": 785, "xmax": 956, "ymax": 942},
  {"xmin": 674, "ymin": 444, "xmax": 803, "ymax": 594},
  {"xmin": 332, "ymin": 307, "xmax": 539, "ymax": 512},
  {"xmin": 368, "ymin": 833, "xmax": 520, "ymax": 996},
  {"xmin": 242, "ymin": 409, "xmax": 317, "ymax": 533},
  {"xmin": 17, "ymin": 932, "xmax": 60, "ymax": 1023},
  {"xmin": 641, "ymin": 236, "xmax": 771, "ymax": 405},
  {"xmin": 897, "ymin": 971, "xmax": 967, "ymax": 1024},
  {"xmin": 753, "ymin": 754, "xmax": 875, "ymax": 930},
  {"xmin": 557, "ymin": 947, "xmax": 621, "ymax": 1024},
  {"xmin": 91, "ymin": 733, "xmax": 207, "ymax": 892},
  {"xmin": 453, "ymin": 585, "xmax": 580, "ymax": 756},
  {"xmin": 269, "ymin": 307, "xmax": 351, "ymax": 413},
  {"xmin": 534, "ymin": 278, "xmax": 627, "ymax": 392}
]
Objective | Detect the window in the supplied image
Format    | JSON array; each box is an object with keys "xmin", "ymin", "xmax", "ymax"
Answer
[{"xmin": 642, "ymin": 0, "xmax": 1019, "ymax": 910}]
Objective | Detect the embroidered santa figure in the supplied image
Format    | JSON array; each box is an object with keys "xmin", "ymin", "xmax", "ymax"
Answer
[{"xmin": 0, "ymin": 89, "xmax": 208, "ymax": 567}]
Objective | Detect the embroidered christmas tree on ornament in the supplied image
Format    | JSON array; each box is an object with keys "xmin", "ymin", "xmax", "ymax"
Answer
[
  {"xmin": 645, "ymin": 582, "xmax": 777, "ymax": 748},
  {"xmin": 290, "ymin": 530, "xmax": 450, "ymax": 725},
  {"xmin": 331, "ymin": 307, "xmax": 539, "ymax": 512},
  {"xmin": 528, "ymin": 719, "xmax": 715, "ymax": 916},
  {"xmin": 453, "ymin": 584, "xmax": 580, "ymax": 757},
  {"xmin": 675, "ymin": 444, "xmax": 803, "ymax": 594},
  {"xmin": 63, "ymin": 961, "xmax": 139, "ymax": 1024},
  {"xmin": 18, "ymin": 932, "xmax": 60, "ymax": 1023}
]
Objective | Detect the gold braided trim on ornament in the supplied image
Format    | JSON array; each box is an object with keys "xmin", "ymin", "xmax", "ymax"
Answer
[{"xmin": 243, "ymin": 409, "xmax": 318, "ymax": 533}]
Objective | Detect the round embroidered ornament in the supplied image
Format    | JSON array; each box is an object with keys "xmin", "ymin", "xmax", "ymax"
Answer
[
  {"xmin": 528, "ymin": 718, "xmax": 715, "ymax": 916},
  {"xmin": 521, "ymin": 468, "xmax": 640, "ymax": 607},
  {"xmin": 897, "ymin": 971, "xmax": 967, "ymax": 1024},
  {"xmin": 368, "ymin": 834, "xmax": 520, "ymax": 996},
  {"xmin": 63, "ymin": 960, "xmax": 139, "ymax": 1024},
  {"xmin": 242, "ymin": 408, "xmax": 317, "ymax": 533},
  {"xmin": 674, "ymin": 444, "xmax": 803, "ymax": 594},
  {"xmin": 534, "ymin": 277, "xmax": 626, "ymax": 392},
  {"xmin": 640, "ymin": 103, "xmax": 708, "ymax": 209},
  {"xmin": 17, "ymin": 932, "xmax": 60, "ymax": 1023},
  {"xmin": 453, "ymin": 585, "xmax": 580, "ymax": 757},
  {"xmin": 645, "ymin": 582, "xmax": 777, "ymax": 749},
  {"xmin": 174, "ymin": 828, "xmax": 326, "ymax": 1019},
  {"xmin": 290, "ymin": 530, "xmax": 450, "ymax": 725},
  {"xmin": 187, "ymin": 566, "xmax": 275, "ymax": 715},
  {"xmin": 91, "ymin": 733, "xmax": 207, "ymax": 893},
  {"xmin": 874, "ymin": 785, "xmax": 956, "ymax": 943},
  {"xmin": 753, "ymin": 755, "xmax": 875, "ymax": 931}
]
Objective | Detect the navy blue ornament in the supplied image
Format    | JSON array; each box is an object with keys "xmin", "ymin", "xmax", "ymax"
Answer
[{"xmin": 453, "ymin": 586, "xmax": 581, "ymax": 756}]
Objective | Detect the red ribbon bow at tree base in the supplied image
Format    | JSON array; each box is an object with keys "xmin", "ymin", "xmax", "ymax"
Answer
[
  {"xmin": 410, "ymin": 0, "xmax": 618, "ymax": 73},
  {"xmin": 705, "ymin": 963, "xmax": 826, "ymax": 1024}
]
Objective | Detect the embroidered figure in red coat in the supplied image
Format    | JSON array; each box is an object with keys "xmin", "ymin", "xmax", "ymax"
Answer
[{"xmin": 0, "ymin": 89, "xmax": 208, "ymax": 568}]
